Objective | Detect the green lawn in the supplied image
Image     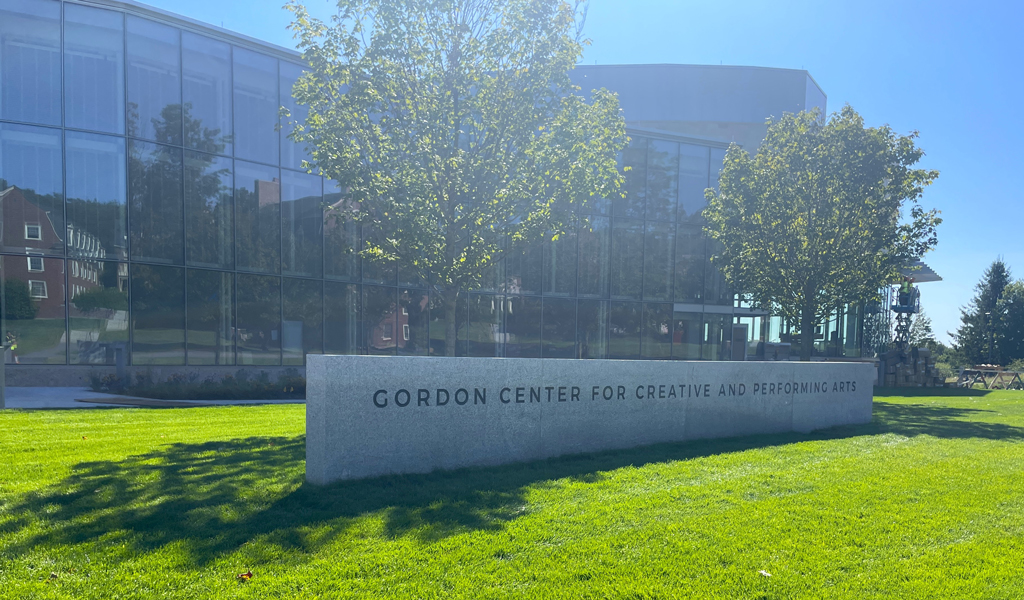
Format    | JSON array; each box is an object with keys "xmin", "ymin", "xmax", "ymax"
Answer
[{"xmin": 1, "ymin": 390, "xmax": 1023, "ymax": 599}]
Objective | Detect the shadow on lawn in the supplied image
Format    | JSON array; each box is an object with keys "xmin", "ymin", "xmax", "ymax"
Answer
[{"xmin": 4, "ymin": 398, "xmax": 1023, "ymax": 565}]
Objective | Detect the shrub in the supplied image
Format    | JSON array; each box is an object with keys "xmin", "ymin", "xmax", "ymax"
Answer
[{"xmin": 88, "ymin": 369, "xmax": 305, "ymax": 400}]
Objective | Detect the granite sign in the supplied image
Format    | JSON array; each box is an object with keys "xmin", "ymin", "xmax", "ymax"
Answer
[{"xmin": 306, "ymin": 356, "xmax": 874, "ymax": 483}]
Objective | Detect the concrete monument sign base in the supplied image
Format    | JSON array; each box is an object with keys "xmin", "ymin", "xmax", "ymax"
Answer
[{"xmin": 306, "ymin": 356, "xmax": 874, "ymax": 484}]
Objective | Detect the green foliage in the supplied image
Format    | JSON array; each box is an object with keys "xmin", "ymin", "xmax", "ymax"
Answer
[
  {"xmin": 3, "ymin": 278, "xmax": 37, "ymax": 320},
  {"xmin": 72, "ymin": 286, "xmax": 128, "ymax": 313},
  {"xmin": 87, "ymin": 368, "xmax": 305, "ymax": 400},
  {"xmin": 704, "ymin": 106, "xmax": 940, "ymax": 360},
  {"xmin": 4, "ymin": 391, "xmax": 1024, "ymax": 597},
  {"xmin": 286, "ymin": 0, "xmax": 627, "ymax": 354},
  {"xmin": 951, "ymin": 260, "xmax": 1023, "ymax": 365}
]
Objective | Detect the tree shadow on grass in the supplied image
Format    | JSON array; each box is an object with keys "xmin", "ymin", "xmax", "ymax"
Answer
[{"xmin": 4, "ymin": 397, "xmax": 1024, "ymax": 566}]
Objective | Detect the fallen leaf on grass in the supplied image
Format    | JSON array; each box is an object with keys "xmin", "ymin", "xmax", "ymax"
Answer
[
  {"xmin": 758, "ymin": 570, "xmax": 771, "ymax": 577},
  {"xmin": 236, "ymin": 570, "xmax": 253, "ymax": 582}
]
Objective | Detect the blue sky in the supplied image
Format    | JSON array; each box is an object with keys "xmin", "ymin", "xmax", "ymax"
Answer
[{"xmin": 153, "ymin": 0, "xmax": 1023, "ymax": 343}]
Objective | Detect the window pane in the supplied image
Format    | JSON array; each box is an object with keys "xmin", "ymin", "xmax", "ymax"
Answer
[
  {"xmin": 608, "ymin": 301, "xmax": 641, "ymax": 359},
  {"xmin": 428, "ymin": 293, "xmax": 467, "ymax": 357},
  {"xmin": 674, "ymin": 226, "xmax": 705, "ymax": 302},
  {"xmin": 710, "ymin": 147, "xmax": 727, "ymax": 192},
  {"xmin": 236, "ymin": 273, "xmax": 280, "ymax": 365},
  {"xmin": 642, "ymin": 302, "xmax": 672, "ymax": 359},
  {"xmin": 185, "ymin": 151, "xmax": 233, "ymax": 268},
  {"xmin": 678, "ymin": 144, "xmax": 710, "ymax": 222},
  {"xmin": 542, "ymin": 297, "xmax": 575, "ymax": 358},
  {"xmin": 64, "ymin": 4, "xmax": 124, "ymax": 134},
  {"xmin": 130, "ymin": 264, "xmax": 184, "ymax": 365},
  {"xmin": 361, "ymin": 285, "xmax": 396, "ymax": 355},
  {"xmin": 234, "ymin": 160, "xmax": 280, "ymax": 273},
  {"xmin": 129, "ymin": 140, "xmax": 183, "ymax": 264},
  {"xmin": 127, "ymin": 16, "xmax": 181, "ymax": 144},
  {"xmin": 69, "ymin": 260, "xmax": 128, "ymax": 365},
  {"xmin": 66, "ymin": 131, "xmax": 127, "ymax": 261},
  {"xmin": 398, "ymin": 289, "xmax": 428, "ymax": 356},
  {"xmin": 544, "ymin": 230, "xmax": 576, "ymax": 297},
  {"xmin": 577, "ymin": 216, "xmax": 609, "ymax": 297},
  {"xmin": 702, "ymin": 313, "xmax": 731, "ymax": 360},
  {"xmin": 577, "ymin": 299, "xmax": 608, "ymax": 359},
  {"xmin": 614, "ymin": 138, "xmax": 646, "ymax": 219},
  {"xmin": 610, "ymin": 218, "xmax": 643, "ymax": 299},
  {"xmin": 233, "ymin": 47, "xmax": 278, "ymax": 165},
  {"xmin": 506, "ymin": 243, "xmax": 541, "ymax": 296},
  {"xmin": 467, "ymin": 294, "xmax": 505, "ymax": 357},
  {"xmin": 324, "ymin": 281, "xmax": 358, "ymax": 354},
  {"xmin": 283, "ymin": 277, "xmax": 322, "ymax": 365},
  {"xmin": 182, "ymin": 32, "xmax": 232, "ymax": 155},
  {"xmin": 643, "ymin": 221, "xmax": 673, "ymax": 300},
  {"xmin": 0, "ymin": 123, "xmax": 64, "ymax": 255},
  {"xmin": 0, "ymin": 0, "xmax": 60, "ymax": 125},
  {"xmin": 2, "ymin": 255, "xmax": 66, "ymax": 364},
  {"xmin": 672, "ymin": 311, "xmax": 702, "ymax": 360},
  {"xmin": 186, "ymin": 268, "xmax": 234, "ymax": 365},
  {"xmin": 646, "ymin": 140, "xmax": 678, "ymax": 222},
  {"xmin": 704, "ymin": 238, "xmax": 732, "ymax": 306},
  {"xmin": 361, "ymin": 223, "xmax": 395, "ymax": 285},
  {"xmin": 280, "ymin": 61, "xmax": 311, "ymax": 170},
  {"xmin": 324, "ymin": 180, "xmax": 359, "ymax": 281},
  {"xmin": 281, "ymin": 170, "xmax": 323, "ymax": 277},
  {"xmin": 506, "ymin": 295, "xmax": 541, "ymax": 358}
]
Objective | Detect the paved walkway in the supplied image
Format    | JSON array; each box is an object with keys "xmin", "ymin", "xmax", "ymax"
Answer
[{"xmin": 2, "ymin": 387, "xmax": 304, "ymax": 410}]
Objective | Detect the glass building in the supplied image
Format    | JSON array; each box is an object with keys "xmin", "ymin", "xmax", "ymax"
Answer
[{"xmin": 0, "ymin": 0, "xmax": 852, "ymax": 377}]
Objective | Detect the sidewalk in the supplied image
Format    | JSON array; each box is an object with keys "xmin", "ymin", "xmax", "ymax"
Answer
[{"xmin": 2, "ymin": 387, "xmax": 305, "ymax": 410}]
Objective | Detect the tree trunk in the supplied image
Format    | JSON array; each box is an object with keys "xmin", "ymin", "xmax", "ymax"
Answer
[
  {"xmin": 443, "ymin": 288, "xmax": 460, "ymax": 357},
  {"xmin": 799, "ymin": 302, "xmax": 816, "ymax": 362}
]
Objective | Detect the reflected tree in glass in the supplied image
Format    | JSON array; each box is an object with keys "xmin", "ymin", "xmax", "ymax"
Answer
[
  {"xmin": 2, "ymin": 255, "xmax": 67, "ymax": 364},
  {"xmin": 130, "ymin": 264, "xmax": 185, "ymax": 365},
  {"xmin": 69, "ymin": 260, "xmax": 129, "ymax": 365},
  {"xmin": 186, "ymin": 268, "xmax": 234, "ymax": 365}
]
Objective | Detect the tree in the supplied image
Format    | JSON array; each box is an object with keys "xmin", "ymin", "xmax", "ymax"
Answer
[
  {"xmin": 3, "ymin": 278, "xmax": 37, "ymax": 321},
  {"xmin": 287, "ymin": 0, "xmax": 627, "ymax": 355},
  {"xmin": 951, "ymin": 259, "xmax": 1012, "ymax": 365},
  {"xmin": 998, "ymin": 281, "xmax": 1024, "ymax": 364},
  {"xmin": 909, "ymin": 311, "xmax": 936, "ymax": 349},
  {"xmin": 704, "ymin": 107, "xmax": 941, "ymax": 360}
]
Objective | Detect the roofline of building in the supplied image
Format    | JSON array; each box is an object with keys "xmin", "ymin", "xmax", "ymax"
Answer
[
  {"xmin": 625, "ymin": 126, "xmax": 735, "ymax": 149},
  {"xmin": 68, "ymin": 0, "xmax": 304, "ymax": 63}
]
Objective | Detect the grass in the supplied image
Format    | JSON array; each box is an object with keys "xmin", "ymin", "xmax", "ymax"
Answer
[{"xmin": 1, "ymin": 390, "xmax": 1023, "ymax": 599}]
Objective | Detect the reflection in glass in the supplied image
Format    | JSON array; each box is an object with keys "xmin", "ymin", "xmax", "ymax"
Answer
[
  {"xmin": 544, "ymin": 230, "xmax": 576, "ymax": 297},
  {"xmin": 236, "ymin": 273, "xmax": 280, "ymax": 365},
  {"xmin": 704, "ymin": 238, "xmax": 732, "ymax": 306},
  {"xmin": 129, "ymin": 140, "xmax": 183, "ymax": 264},
  {"xmin": 710, "ymin": 147, "xmax": 727, "ymax": 192},
  {"xmin": 610, "ymin": 218, "xmax": 643, "ymax": 299},
  {"xmin": 66, "ymin": 131, "xmax": 127, "ymax": 261},
  {"xmin": 608, "ymin": 301, "xmax": 641, "ymax": 359},
  {"xmin": 641, "ymin": 302, "xmax": 672, "ymax": 359},
  {"xmin": 324, "ymin": 281, "xmax": 358, "ymax": 354},
  {"xmin": 428, "ymin": 293, "xmax": 467, "ymax": 357},
  {"xmin": 646, "ymin": 140, "xmax": 679, "ymax": 221},
  {"xmin": 506, "ymin": 296, "xmax": 541, "ymax": 358},
  {"xmin": 464, "ymin": 294, "xmax": 502, "ymax": 357},
  {"xmin": 678, "ymin": 144, "xmax": 710, "ymax": 221},
  {"xmin": 674, "ymin": 227, "xmax": 704, "ymax": 302},
  {"xmin": 127, "ymin": 16, "xmax": 181, "ymax": 144},
  {"xmin": 615, "ymin": 137, "xmax": 646, "ymax": 218},
  {"xmin": 0, "ymin": 123, "xmax": 64, "ymax": 256},
  {"xmin": 672, "ymin": 311, "xmax": 702, "ymax": 360},
  {"xmin": 280, "ymin": 61, "xmax": 312, "ymax": 170},
  {"xmin": 2, "ymin": 255, "xmax": 66, "ymax": 364},
  {"xmin": 577, "ymin": 299, "xmax": 608, "ymax": 359},
  {"xmin": 506, "ymin": 243, "xmax": 541, "ymax": 295},
  {"xmin": 185, "ymin": 151, "xmax": 232, "ymax": 268},
  {"xmin": 182, "ymin": 32, "xmax": 232, "ymax": 155},
  {"xmin": 362, "ymin": 285, "xmax": 396, "ymax": 355},
  {"xmin": 69, "ymin": 260, "xmax": 128, "ymax": 365},
  {"xmin": 282, "ymin": 170, "xmax": 323, "ymax": 278},
  {"xmin": 186, "ymin": 268, "xmax": 233, "ymax": 365},
  {"xmin": 643, "ymin": 221, "xmax": 673, "ymax": 300},
  {"xmin": 361, "ymin": 223, "xmax": 396, "ymax": 285},
  {"xmin": 542, "ymin": 297, "xmax": 575, "ymax": 358},
  {"xmin": 130, "ymin": 264, "xmax": 185, "ymax": 365},
  {"xmin": 235, "ymin": 160, "xmax": 280, "ymax": 273},
  {"xmin": 324, "ymin": 181, "xmax": 359, "ymax": 281},
  {"xmin": 283, "ymin": 277, "xmax": 322, "ymax": 365},
  {"xmin": 702, "ymin": 313, "xmax": 731, "ymax": 360},
  {"xmin": 398, "ymin": 289, "xmax": 429, "ymax": 356},
  {"xmin": 0, "ymin": 0, "xmax": 61, "ymax": 125},
  {"xmin": 64, "ymin": 4, "xmax": 124, "ymax": 134},
  {"xmin": 577, "ymin": 216, "xmax": 609, "ymax": 298},
  {"xmin": 233, "ymin": 48, "xmax": 278, "ymax": 166}
]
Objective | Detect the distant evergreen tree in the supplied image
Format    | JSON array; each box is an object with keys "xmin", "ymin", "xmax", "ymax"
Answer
[
  {"xmin": 997, "ymin": 281, "xmax": 1024, "ymax": 364},
  {"xmin": 909, "ymin": 311, "xmax": 936, "ymax": 348},
  {"xmin": 951, "ymin": 259, "xmax": 1011, "ymax": 364}
]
